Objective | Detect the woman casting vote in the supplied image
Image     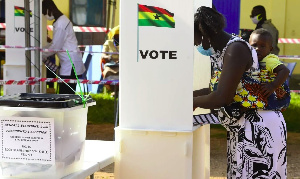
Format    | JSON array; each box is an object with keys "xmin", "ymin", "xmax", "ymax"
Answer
[{"xmin": 193, "ymin": 6, "xmax": 287, "ymax": 178}]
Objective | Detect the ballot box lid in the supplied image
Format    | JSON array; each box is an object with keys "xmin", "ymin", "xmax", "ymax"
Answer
[{"xmin": 0, "ymin": 93, "xmax": 94, "ymax": 108}]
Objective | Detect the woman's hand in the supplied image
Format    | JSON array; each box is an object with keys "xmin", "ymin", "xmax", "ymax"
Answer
[{"xmin": 193, "ymin": 88, "xmax": 211, "ymax": 97}]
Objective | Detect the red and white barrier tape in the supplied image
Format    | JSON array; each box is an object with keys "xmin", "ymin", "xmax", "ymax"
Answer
[
  {"xmin": 1, "ymin": 45, "xmax": 300, "ymax": 60},
  {"xmin": 290, "ymin": 90, "xmax": 300, "ymax": 93},
  {"xmin": 0, "ymin": 23, "xmax": 109, "ymax": 33},
  {"xmin": 27, "ymin": 77, "xmax": 119, "ymax": 85},
  {"xmin": 0, "ymin": 78, "xmax": 119, "ymax": 85},
  {"xmin": 1, "ymin": 45, "xmax": 300, "ymax": 59},
  {"xmin": 1, "ymin": 23, "xmax": 300, "ymax": 43},
  {"xmin": 73, "ymin": 26, "xmax": 108, "ymax": 33},
  {"xmin": 47, "ymin": 25, "xmax": 109, "ymax": 32},
  {"xmin": 1, "ymin": 41, "xmax": 300, "ymax": 59},
  {"xmin": 279, "ymin": 55, "xmax": 300, "ymax": 60},
  {"xmin": 0, "ymin": 45, "xmax": 118, "ymax": 54},
  {"xmin": 1, "ymin": 77, "xmax": 299, "ymax": 94},
  {"xmin": 0, "ymin": 23, "xmax": 6, "ymax": 29},
  {"xmin": 278, "ymin": 38, "xmax": 300, "ymax": 44},
  {"xmin": 0, "ymin": 80, "xmax": 33, "ymax": 85}
]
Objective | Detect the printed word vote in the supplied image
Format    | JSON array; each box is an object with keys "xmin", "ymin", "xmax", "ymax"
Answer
[{"xmin": 139, "ymin": 50, "xmax": 177, "ymax": 59}]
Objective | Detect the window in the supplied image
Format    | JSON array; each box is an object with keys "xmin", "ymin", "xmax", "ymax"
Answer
[
  {"xmin": 70, "ymin": 0, "xmax": 106, "ymax": 26},
  {"xmin": 0, "ymin": 0, "xmax": 5, "ymax": 23}
]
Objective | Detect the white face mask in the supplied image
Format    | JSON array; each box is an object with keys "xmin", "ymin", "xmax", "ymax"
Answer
[
  {"xmin": 46, "ymin": 15, "xmax": 55, "ymax": 21},
  {"xmin": 251, "ymin": 15, "xmax": 261, "ymax": 24},
  {"xmin": 45, "ymin": 10, "xmax": 54, "ymax": 21}
]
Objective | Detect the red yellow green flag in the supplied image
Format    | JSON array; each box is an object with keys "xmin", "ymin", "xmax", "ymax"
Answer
[
  {"xmin": 14, "ymin": 6, "xmax": 32, "ymax": 17},
  {"xmin": 138, "ymin": 4, "xmax": 175, "ymax": 28}
]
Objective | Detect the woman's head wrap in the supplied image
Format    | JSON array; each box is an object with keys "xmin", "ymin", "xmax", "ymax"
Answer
[{"xmin": 107, "ymin": 25, "xmax": 120, "ymax": 40}]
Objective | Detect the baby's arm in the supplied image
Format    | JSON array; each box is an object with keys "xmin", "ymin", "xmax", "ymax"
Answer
[{"xmin": 261, "ymin": 64, "xmax": 290, "ymax": 97}]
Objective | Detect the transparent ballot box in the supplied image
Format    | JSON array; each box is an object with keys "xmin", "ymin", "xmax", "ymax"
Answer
[{"xmin": 0, "ymin": 93, "xmax": 95, "ymax": 178}]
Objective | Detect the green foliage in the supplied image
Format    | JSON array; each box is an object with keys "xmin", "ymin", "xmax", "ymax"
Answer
[
  {"xmin": 282, "ymin": 92, "xmax": 300, "ymax": 133},
  {"xmin": 210, "ymin": 128, "xmax": 227, "ymax": 138},
  {"xmin": 87, "ymin": 93, "xmax": 116, "ymax": 124}
]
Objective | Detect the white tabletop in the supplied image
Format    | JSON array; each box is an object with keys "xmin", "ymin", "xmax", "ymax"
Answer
[
  {"xmin": 0, "ymin": 140, "xmax": 115, "ymax": 179},
  {"xmin": 63, "ymin": 140, "xmax": 115, "ymax": 179}
]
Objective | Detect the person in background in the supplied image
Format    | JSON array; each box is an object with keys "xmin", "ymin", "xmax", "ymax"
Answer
[
  {"xmin": 250, "ymin": 5, "xmax": 280, "ymax": 55},
  {"xmin": 45, "ymin": 31, "xmax": 57, "ymax": 94},
  {"xmin": 193, "ymin": 6, "xmax": 287, "ymax": 178},
  {"xmin": 42, "ymin": 0, "xmax": 85, "ymax": 94},
  {"xmin": 249, "ymin": 28, "xmax": 290, "ymax": 97},
  {"xmin": 101, "ymin": 25, "xmax": 119, "ymax": 93}
]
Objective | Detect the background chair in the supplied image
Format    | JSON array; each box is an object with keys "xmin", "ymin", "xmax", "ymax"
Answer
[{"xmin": 284, "ymin": 62, "xmax": 297, "ymax": 86}]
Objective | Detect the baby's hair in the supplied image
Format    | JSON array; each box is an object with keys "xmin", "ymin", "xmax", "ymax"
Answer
[
  {"xmin": 252, "ymin": 28, "xmax": 273, "ymax": 45},
  {"xmin": 194, "ymin": 6, "xmax": 226, "ymax": 37}
]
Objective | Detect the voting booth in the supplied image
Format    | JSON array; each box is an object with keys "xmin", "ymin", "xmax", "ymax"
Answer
[
  {"xmin": 115, "ymin": 0, "xmax": 212, "ymax": 178},
  {"xmin": 4, "ymin": 1, "xmax": 46, "ymax": 95},
  {"xmin": 0, "ymin": 93, "xmax": 95, "ymax": 178}
]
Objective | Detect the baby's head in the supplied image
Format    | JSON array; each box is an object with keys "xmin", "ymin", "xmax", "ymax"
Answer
[{"xmin": 249, "ymin": 28, "xmax": 273, "ymax": 61}]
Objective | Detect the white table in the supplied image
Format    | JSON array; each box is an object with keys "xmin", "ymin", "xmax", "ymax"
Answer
[
  {"xmin": 1, "ymin": 140, "xmax": 115, "ymax": 179},
  {"xmin": 63, "ymin": 140, "xmax": 115, "ymax": 179}
]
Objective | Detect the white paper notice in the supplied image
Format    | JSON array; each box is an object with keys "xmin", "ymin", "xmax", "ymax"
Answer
[{"xmin": 0, "ymin": 117, "xmax": 55, "ymax": 164}]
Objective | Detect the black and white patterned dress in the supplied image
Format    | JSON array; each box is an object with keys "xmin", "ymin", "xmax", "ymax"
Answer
[{"xmin": 194, "ymin": 37, "xmax": 287, "ymax": 178}]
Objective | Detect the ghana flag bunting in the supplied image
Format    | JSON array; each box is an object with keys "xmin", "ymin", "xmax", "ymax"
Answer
[
  {"xmin": 138, "ymin": 4, "xmax": 175, "ymax": 28},
  {"xmin": 14, "ymin": 6, "xmax": 32, "ymax": 17}
]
